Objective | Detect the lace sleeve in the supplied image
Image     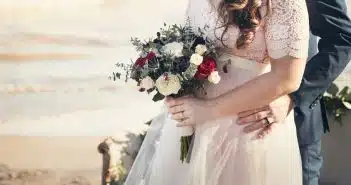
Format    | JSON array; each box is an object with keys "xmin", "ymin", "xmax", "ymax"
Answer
[{"xmin": 264, "ymin": 0, "xmax": 309, "ymax": 59}]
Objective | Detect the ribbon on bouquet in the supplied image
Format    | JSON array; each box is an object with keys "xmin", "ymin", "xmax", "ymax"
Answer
[{"xmin": 166, "ymin": 113, "xmax": 195, "ymax": 163}]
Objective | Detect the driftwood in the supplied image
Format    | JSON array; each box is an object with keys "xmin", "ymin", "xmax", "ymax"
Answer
[
  {"xmin": 97, "ymin": 120, "xmax": 152, "ymax": 185},
  {"xmin": 98, "ymin": 137, "xmax": 123, "ymax": 185}
]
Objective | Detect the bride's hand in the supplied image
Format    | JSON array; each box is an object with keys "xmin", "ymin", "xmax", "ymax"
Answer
[{"xmin": 165, "ymin": 96, "xmax": 215, "ymax": 126}]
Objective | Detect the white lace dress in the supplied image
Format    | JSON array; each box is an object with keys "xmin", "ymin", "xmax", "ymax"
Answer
[{"xmin": 124, "ymin": 0, "xmax": 309, "ymax": 184}]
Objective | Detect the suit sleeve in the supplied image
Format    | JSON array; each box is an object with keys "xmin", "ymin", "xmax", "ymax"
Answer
[{"xmin": 290, "ymin": 0, "xmax": 351, "ymax": 110}]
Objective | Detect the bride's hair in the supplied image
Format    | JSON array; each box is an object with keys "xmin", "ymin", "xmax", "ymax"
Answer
[{"xmin": 216, "ymin": 0, "xmax": 270, "ymax": 49}]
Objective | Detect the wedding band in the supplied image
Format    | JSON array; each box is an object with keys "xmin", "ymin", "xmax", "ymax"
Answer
[{"xmin": 264, "ymin": 117, "xmax": 271, "ymax": 126}]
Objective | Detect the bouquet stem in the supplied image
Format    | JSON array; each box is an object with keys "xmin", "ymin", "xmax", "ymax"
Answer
[{"xmin": 180, "ymin": 134, "xmax": 194, "ymax": 163}]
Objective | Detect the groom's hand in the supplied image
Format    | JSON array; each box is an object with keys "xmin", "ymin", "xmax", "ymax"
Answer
[{"xmin": 237, "ymin": 95, "xmax": 294, "ymax": 138}]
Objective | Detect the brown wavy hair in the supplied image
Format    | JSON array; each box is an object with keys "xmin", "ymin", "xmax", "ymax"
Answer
[{"xmin": 216, "ymin": 0, "xmax": 270, "ymax": 49}]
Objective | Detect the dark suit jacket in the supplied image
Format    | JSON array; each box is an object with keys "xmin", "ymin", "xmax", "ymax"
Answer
[{"xmin": 291, "ymin": 0, "xmax": 351, "ymax": 145}]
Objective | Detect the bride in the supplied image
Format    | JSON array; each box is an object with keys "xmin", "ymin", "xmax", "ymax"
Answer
[{"xmin": 124, "ymin": 0, "xmax": 309, "ymax": 184}]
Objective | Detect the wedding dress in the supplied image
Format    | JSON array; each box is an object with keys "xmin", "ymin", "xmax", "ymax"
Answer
[{"xmin": 124, "ymin": 0, "xmax": 309, "ymax": 184}]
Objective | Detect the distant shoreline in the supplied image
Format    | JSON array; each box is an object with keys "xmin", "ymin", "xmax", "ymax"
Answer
[{"xmin": 0, "ymin": 53, "xmax": 89, "ymax": 62}]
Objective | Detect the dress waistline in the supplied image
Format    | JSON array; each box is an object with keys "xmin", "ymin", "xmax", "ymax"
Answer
[{"xmin": 218, "ymin": 53, "xmax": 271, "ymax": 73}]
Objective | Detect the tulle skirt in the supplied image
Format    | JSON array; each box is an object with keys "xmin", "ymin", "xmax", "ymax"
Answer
[{"xmin": 124, "ymin": 54, "xmax": 302, "ymax": 185}]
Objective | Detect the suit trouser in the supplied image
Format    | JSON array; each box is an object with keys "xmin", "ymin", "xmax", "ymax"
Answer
[{"xmin": 299, "ymin": 140, "xmax": 323, "ymax": 185}]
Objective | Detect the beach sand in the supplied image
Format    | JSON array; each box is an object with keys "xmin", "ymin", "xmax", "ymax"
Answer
[{"xmin": 0, "ymin": 136, "xmax": 106, "ymax": 185}]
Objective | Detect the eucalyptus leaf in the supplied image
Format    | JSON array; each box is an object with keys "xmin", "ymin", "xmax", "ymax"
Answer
[
  {"xmin": 152, "ymin": 92, "xmax": 165, "ymax": 102},
  {"xmin": 140, "ymin": 68, "xmax": 150, "ymax": 78},
  {"xmin": 336, "ymin": 108, "xmax": 342, "ymax": 115},
  {"xmin": 326, "ymin": 83, "xmax": 339, "ymax": 96},
  {"xmin": 145, "ymin": 120, "xmax": 152, "ymax": 126},
  {"xmin": 339, "ymin": 86, "xmax": 350, "ymax": 97},
  {"xmin": 115, "ymin": 73, "xmax": 121, "ymax": 79},
  {"xmin": 335, "ymin": 116, "xmax": 343, "ymax": 124},
  {"xmin": 342, "ymin": 101, "xmax": 351, "ymax": 110},
  {"xmin": 346, "ymin": 93, "xmax": 351, "ymax": 101},
  {"xmin": 147, "ymin": 88, "xmax": 155, "ymax": 94},
  {"xmin": 323, "ymin": 84, "xmax": 351, "ymax": 125}
]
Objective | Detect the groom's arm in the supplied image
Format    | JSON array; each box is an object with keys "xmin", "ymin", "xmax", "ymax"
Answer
[{"xmin": 290, "ymin": 0, "xmax": 351, "ymax": 110}]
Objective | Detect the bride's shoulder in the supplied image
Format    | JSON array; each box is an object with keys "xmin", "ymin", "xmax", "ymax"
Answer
[
  {"xmin": 266, "ymin": 0, "xmax": 307, "ymax": 7},
  {"xmin": 264, "ymin": 0, "xmax": 309, "ymax": 59},
  {"xmin": 263, "ymin": 0, "xmax": 308, "ymax": 19}
]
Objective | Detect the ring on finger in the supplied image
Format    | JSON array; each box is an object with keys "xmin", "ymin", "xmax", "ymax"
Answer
[{"xmin": 263, "ymin": 117, "xmax": 273, "ymax": 127}]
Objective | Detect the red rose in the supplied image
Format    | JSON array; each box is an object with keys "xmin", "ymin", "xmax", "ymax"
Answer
[
  {"xmin": 146, "ymin": 52, "xmax": 156, "ymax": 60},
  {"xmin": 135, "ymin": 57, "xmax": 147, "ymax": 67},
  {"xmin": 195, "ymin": 57, "xmax": 217, "ymax": 79}
]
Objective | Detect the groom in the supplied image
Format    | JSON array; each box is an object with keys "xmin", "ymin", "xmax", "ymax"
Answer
[{"xmin": 238, "ymin": 0, "xmax": 351, "ymax": 184}]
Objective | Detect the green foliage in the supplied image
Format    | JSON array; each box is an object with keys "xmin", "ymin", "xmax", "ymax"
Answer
[
  {"xmin": 110, "ymin": 62, "xmax": 133, "ymax": 83},
  {"xmin": 111, "ymin": 19, "xmax": 218, "ymax": 103},
  {"xmin": 110, "ymin": 120, "xmax": 152, "ymax": 185},
  {"xmin": 152, "ymin": 92, "xmax": 165, "ymax": 102},
  {"xmin": 324, "ymin": 83, "xmax": 351, "ymax": 124}
]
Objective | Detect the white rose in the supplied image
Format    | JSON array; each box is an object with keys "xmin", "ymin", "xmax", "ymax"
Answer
[
  {"xmin": 190, "ymin": 53, "xmax": 203, "ymax": 66},
  {"xmin": 155, "ymin": 73, "xmax": 181, "ymax": 96},
  {"xmin": 162, "ymin": 42, "xmax": 184, "ymax": 57},
  {"xmin": 195, "ymin": 44, "xmax": 207, "ymax": 55},
  {"xmin": 140, "ymin": 76, "xmax": 155, "ymax": 90},
  {"xmin": 208, "ymin": 71, "xmax": 221, "ymax": 84}
]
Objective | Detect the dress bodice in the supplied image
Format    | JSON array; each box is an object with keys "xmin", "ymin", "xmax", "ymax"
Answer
[
  {"xmin": 185, "ymin": 0, "xmax": 310, "ymax": 99},
  {"xmin": 185, "ymin": 0, "xmax": 309, "ymax": 63}
]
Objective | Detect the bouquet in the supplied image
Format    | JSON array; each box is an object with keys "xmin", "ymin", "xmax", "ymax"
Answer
[{"xmin": 112, "ymin": 19, "xmax": 220, "ymax": 163}]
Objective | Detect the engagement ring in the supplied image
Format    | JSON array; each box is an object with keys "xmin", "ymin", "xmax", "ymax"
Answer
[{"xmin": 264, "ymin": 117, "xmax": 272, "ymax": 126}]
